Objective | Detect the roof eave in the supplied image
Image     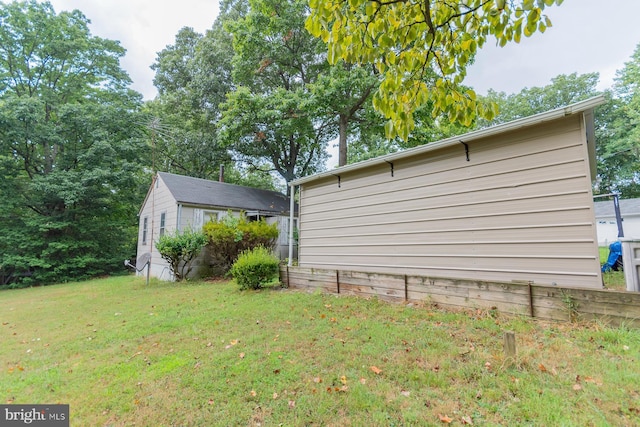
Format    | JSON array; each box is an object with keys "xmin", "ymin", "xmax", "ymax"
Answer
[{"xmin": 290, "ymin": 95, "xmax": 606, "ymax": 187}]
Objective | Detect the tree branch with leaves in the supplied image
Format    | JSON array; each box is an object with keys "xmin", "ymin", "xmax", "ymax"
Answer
[{"xmin": 306, "ymin": 0, "xmax": 563, "ymax": 140}]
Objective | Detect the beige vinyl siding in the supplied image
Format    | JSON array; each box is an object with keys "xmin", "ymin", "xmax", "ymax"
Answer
[{"xmin": 297, "ymin": 115, "xmax": 602, "ymax": 288}]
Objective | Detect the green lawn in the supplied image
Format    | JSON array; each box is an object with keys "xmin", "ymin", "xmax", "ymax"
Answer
[{"xmin": 2, "ymin": 276, "xmax": 640, "ymax": 426}]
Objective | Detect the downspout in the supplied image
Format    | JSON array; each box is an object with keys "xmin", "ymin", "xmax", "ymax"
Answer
[
  {"xmin": 288, "ymin": 183, "xmax": 296, "ymax": 267},
  {"xmin": 176, "ymin": 204, "xmax": 182, "ymax": 232}
]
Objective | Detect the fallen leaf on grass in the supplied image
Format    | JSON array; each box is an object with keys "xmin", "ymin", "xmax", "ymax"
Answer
[
  {"xmin": 208, "ymin": 399, "xmax": 214, "ymax": 405},
  {"xmin": 288, "ymin": 400, "xmax": 296, "ymax": 408},
  {"xmin": 538, "ymin": 363, "xmax": 547, "ymax": 373},
  {"xmin": 340, "ymin": 375, "xmax": 347, "ymax": 385},
  {"xmin": 239, "ymin": 353, "xmax": 245, "ymax": 359},
  {"xmin": 438, "ymin": 414, "xmax": 453, "ymax": 423},
  {"xmin": 461, "ymin": 415, "xmax": 474, "ymax": 425},
  {"xmin": 573, "ymin": 384, "xmax": 582, "ymax": 391},
  {"xmin": 250, "ymin": 390, "xmax": 257, "ymax": 397},
  {"xmin": 370, "ymin": 366, "xmax": 382, "ymax": 375},
  {"xmin": 359, "ymin": 378, "xmax": 366, "ymax": 385},
  {"xmin": 313, "ymin": 377, "xmax": 322, "ymax": 383},
  {"xmin": 400, "ymin": 390, "xmax": 410, "ymax": 397},
  {"xmin": 273, "ymin": 392, "xmax": 278, "ymax": 399}
]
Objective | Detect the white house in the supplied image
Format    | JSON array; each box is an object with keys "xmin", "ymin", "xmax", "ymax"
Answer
[
  {"xmin": 594, "ymin": 198, "xmax": 640, "ymax": 246},
  {"xmin": 136, "ymin": 172, "xmax": 294, "ymax": 280}
]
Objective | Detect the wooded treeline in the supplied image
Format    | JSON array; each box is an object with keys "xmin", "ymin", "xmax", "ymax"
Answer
[{"xmin": 1, "ymin": 0, "xmax": 638, "ymax": 286}]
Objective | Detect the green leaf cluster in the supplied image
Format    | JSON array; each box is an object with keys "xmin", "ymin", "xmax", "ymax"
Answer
[
  {"xmin": 203, "ymin": 213, "xmax": 279, "ymax": 274},
  {"xmin": 155, "ymin": 229, "xmax": 208, "ymax": 281},
  {"xmin": 306, "ymin": 0, "xmax": 564, "ymax": 140},
  {"xmin": 0, "ymin": 1, "xmax": 149, "ymax": 287},
  {"xmin": 230, "ymin": 246, "xmax": 280, "ymax": 290}
]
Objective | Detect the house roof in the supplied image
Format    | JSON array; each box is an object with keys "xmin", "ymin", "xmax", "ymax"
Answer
[
  {"xmin": 594, "ymin": 197, "xmax": 640, "ymax": 218},
  {"xmin": 157, "ymin": 172, "xmax": 291, "ymax": 215},
  {"xmin": 291, "ymin": 95, "xmax": 606, "ymax": 186}
]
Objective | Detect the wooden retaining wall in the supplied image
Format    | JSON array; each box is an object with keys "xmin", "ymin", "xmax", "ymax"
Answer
[{"xmin": 280, "ymin": 266, "xmax": 640, "ymax": 327}]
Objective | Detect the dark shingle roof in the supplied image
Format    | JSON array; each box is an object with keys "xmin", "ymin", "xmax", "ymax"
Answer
[
  {"xmin": 594, "ymin": 198, "xmax": 640, "ymax": 218},
  {"xmin": 158, "ymin": 172, "xmax": 291, "ymax": 215}
]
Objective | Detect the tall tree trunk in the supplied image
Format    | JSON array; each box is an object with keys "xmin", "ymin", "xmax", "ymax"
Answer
[{"xmin": 338, "ymin": 114, "xmax": 348, "ymax": 166}]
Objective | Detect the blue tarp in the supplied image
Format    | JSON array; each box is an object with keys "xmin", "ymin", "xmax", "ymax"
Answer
[{"xmin": 602, "ymin": 241, "xmax": 623, "ymax": 272}]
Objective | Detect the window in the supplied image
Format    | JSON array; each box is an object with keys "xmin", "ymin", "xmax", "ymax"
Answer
[
  {"xmin": 159, "ymin": 212, "xmax": 166, "ymax": 237},
  {"xmin": 142, "ymin": 217, "xmax": 148, "ymax": 245},
  {"xmin": 204, "ymin": 211, "xmax": 218, "ymax": 223}
]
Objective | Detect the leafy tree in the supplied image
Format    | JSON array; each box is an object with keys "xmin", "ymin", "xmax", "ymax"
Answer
[
  {"xmin": 477, "ymin": 72, "xmax": 600, "ymax": 126},
  {"xmin": 220, "ymin": 0, "xmax": 332, "ymax": 183},
  {"xmin": 309, "ymin": 61, "xmax": 381, "ymax": 166},
  {"xmin": 149, "ymin": 26, "xmax": 233, "ymax": 180},
  {"xmin": 306, "ymin": 0, "xmax": 563, "ymax": 140},
  {"xmin": 149, "ymin": 11, "xmax": 279, "ymax": 189},
  {"xmin": 0, "ymin": 1, "xmax": 148, "ymax": 286},
  {"xmin": 596, "ymin": 44, "xmax": 640, "ymax": 197},
  {"xmin": 155, "ymin": 229, "xmax": 207, "ymax": 281}
]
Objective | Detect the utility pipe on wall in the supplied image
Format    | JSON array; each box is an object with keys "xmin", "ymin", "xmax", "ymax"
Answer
[{"xmin": 288, "ymin": 184, "xmax": 296, "ymax": 267}]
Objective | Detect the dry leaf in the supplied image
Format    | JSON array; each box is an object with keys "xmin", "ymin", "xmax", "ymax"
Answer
[
  {"xmin": 239, "ymin": 353, "xmax": 245, "ymax": 359},
  {"xmin": 359, "ymin": 378, "xmax": 366, "ymax": 385},
  {"xmin": 340, "ymin": 375, "xmax": 347, "ymax": 385},
  {"xmin": 250, "ymin": 390, "xmax": 257, "ymax": 397},
  {"xmin": 461, "ymin": 415, "xmax": 474, "ymax": 425},
  {"xmin": 208, "ymin": 399, "xmax": 214, "ymax": 405},
  {"xmin": 370, "ymin": 366, "xmax": 382, "ymax": 375},
  {"xmin": 400, "ymin": 390, "xmax": 410, "ymax": 397},
  {"xmin": 538, "ymin": 363, "xmax": 547, "ymax": 373},
  {"xmin": 313, "ymin": 377, "xmax": 322, "ymax": 383},
  {"xmin": 573, "ymin": 384, "xmax": 582, "ymax": 391},
  {"xmin": 288, "ymin": 400, "xmax": 296, "ymax": 408},
  {"xmin": 438, "ymin": 414, "xmax": 453, "ymax": 423},
  {"xmin": 273, "ymin": 392, "xmax": 278, "ymax": 399},
  {"xmin": 230, "ymin": 339, "xmax": 238, "ymax": 346}
]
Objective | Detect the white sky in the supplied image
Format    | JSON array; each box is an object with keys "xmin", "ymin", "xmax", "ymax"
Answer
[{"xmin": 42, "ymin": 0, "xmax": 640, "ymax": 99}]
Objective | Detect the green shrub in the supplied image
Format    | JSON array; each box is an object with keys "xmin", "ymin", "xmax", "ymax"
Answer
[
  {"xmin": 230, "ymin": 246, "xmax": 280, "ymax": 290},
  {"xmin": 203, "ymin": 212, "xmax": 278, "ymax": 273},
  {"xmin": 155, "ymin": 229, "xmax": 207, "ymax": 281}
]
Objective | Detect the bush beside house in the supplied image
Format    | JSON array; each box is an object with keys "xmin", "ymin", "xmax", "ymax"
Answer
[{"xmin": 203, "ymin": 213, "xmax": 278, "ymax": 275}]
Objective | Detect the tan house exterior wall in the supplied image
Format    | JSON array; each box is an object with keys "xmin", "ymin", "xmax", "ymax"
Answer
[{"xmin": 294, "ymin": 110, "xmax": 603, "ymax": 288}]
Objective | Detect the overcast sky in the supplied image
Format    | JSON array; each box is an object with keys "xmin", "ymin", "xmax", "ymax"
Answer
[{"xmin": 43, "ymin": 0, "xmax": 640, "ymax": 99}]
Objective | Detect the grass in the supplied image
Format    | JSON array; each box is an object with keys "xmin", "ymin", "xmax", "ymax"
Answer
[
  {"xmin": 600, "ymin": 246, "xmax": 626, "ymax": 290},
  {"xmin": 2, "ymin": 276, "xmax": 640, "ymax": 426}
]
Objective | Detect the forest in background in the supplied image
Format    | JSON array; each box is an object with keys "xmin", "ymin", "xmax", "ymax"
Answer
[{"xmin": 1, "ymin": 0, "xmax": 638, "ymax": 286}]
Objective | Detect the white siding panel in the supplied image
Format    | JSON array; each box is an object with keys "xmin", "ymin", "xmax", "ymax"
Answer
[
  {"xmin": 136, "ymin": 175, "xmax": 179, "ymax": 280},
  {"xmin": 297, "ymin": 115, "xmax": 602, "ymax": 288}
]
